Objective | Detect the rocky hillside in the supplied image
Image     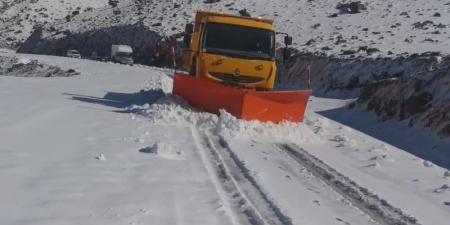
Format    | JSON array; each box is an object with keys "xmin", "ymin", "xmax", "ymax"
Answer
[
  {"xmin": 2, "ymin": 0, "xmax": 450, "ymax": 58},
  {"xmin": 359, "ymin": 62, "xmax": 450, "ymax": 137},
  {"xmin": 0, "ymin": 0, "xmax": 108, "ymax": 48},
  {"xmin": 280, "ymin": 51, "xmax": 450, "ymax": 137},
  {"xmin": 17, "ymin": 24, "xmax": 162, "ymax": 66}
]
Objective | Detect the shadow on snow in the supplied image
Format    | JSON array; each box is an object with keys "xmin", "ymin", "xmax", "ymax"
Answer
[
  {"xmin": 317, "ymin": 105, "xmax": 450, "ymax": 170},
  {"xmin": 63, "ymin": 89, "xmax": 165, "ymax": 113}
]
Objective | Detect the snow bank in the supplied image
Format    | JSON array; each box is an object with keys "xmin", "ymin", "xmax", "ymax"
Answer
[
  {"xmin": 216, "ymin": 110, "xmax": 315, "ymax": 143},
  {"xmin": 129, "ymin": 92, "xmax": 315, "ymax": 144},
  {"xmin": 358, "ymin": 62, "xmax": 450, "ymax": 137},
  {"xmin": 0, "ymin": 55, "xmax": 80, "ymax": 77}
]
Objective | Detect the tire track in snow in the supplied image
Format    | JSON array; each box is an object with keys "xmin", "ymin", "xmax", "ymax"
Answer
[
  {"xmin": 278, "ymin": 143, "xmax": 421, "ymax": 225},
  {"xmin": 210, "ymin": 135, "xmax": 293, "ymax": 225},
  {"xmin": 190, "ymin": 125, "xmax": 293, "ymax": 225},
  {"xmin": 189, "ymin": 126, "xmax": 242, "ymax": 225},
  {"xmin": 214, "ymin": 137, "xmax": 294, "ymax": 225}
]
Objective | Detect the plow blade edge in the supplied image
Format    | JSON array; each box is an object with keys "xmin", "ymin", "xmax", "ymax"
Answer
[{"xmin": 172, "ymin": 74, "xmax": 311, "ymax": 123}]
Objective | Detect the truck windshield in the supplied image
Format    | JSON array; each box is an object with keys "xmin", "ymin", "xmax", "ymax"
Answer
[
  {"xmin": 116, "ymin": 52, "xmax": 131, "ymax": 57},
  {"xmin": 203, "ymin": 23, "xmax": 275, "ymax": 60}
]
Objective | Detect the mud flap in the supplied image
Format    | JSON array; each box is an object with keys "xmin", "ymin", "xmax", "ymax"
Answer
[{"xmin": 172, "ymin": 73, "xmax": 311, "ymax": 123}]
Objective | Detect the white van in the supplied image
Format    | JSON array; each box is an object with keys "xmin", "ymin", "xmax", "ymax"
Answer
[{"xmin": 66, "ymin": 49, "xmax": 81, "ymax": 58}]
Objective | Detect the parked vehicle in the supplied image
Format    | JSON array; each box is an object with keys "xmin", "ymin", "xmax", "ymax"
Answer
[
  {"xmin": 111, "ymin": 45, "xmax": 134, "ymax": 65},
  {"xmin": 66, "ymin": 49, "xmax": 81, "ymax": 58}
]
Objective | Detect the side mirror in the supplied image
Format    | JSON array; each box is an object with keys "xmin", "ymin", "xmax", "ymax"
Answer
[
  {"xmin": 185, "ymin": 23, "xmax": 193, "ymax": 34},
  {"xmin": 284, "ymin": 35, "xmax": 293, "ymax": 46}
]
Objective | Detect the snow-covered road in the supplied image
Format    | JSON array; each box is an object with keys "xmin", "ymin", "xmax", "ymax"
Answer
[
  {"xmin": 0, "ymin": 55, "xmax": 233, "ymax": 225},
  {"xmin": 1, "ymin": 53, "xmax": 449, "ymax": 225}
]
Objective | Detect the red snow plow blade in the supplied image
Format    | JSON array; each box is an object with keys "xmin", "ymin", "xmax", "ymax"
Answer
[{"xmin": 172, "ymin": 74, "xmax": 311, "ymax": 123}]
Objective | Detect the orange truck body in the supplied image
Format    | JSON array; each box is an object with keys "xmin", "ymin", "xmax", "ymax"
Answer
[{"xmin": 173, "ymin": 11, "xmax": 311, "ymax": 123}]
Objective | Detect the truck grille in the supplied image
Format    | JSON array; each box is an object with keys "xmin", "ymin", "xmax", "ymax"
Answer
[{"xmin": 209, "ymin": 72, "xmax": 265, "ymax": 84}]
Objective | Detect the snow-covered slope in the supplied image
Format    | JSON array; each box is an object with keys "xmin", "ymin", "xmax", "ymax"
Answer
[
  {"xmin": 2, "ymin": 0, "xmax": 450, "ymax": 57},
  {"xmin": 0, "ymin": 0, "xmax": 108, "ymax": 47}
]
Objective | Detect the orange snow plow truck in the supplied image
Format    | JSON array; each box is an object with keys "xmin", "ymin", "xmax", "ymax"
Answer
[{"xmin": 172, "ymin": 11, "xmax": 311, "ymax": 123}]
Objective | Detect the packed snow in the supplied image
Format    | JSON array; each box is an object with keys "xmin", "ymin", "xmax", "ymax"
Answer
[{"xmin": 0, "ymin": 53, "xmax": 231, "ymax": 225}]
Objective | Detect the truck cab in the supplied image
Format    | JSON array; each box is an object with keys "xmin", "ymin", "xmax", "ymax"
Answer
[{"xmin": 183, "ymin": 11, "xmax": 291, "ymax": 90}]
